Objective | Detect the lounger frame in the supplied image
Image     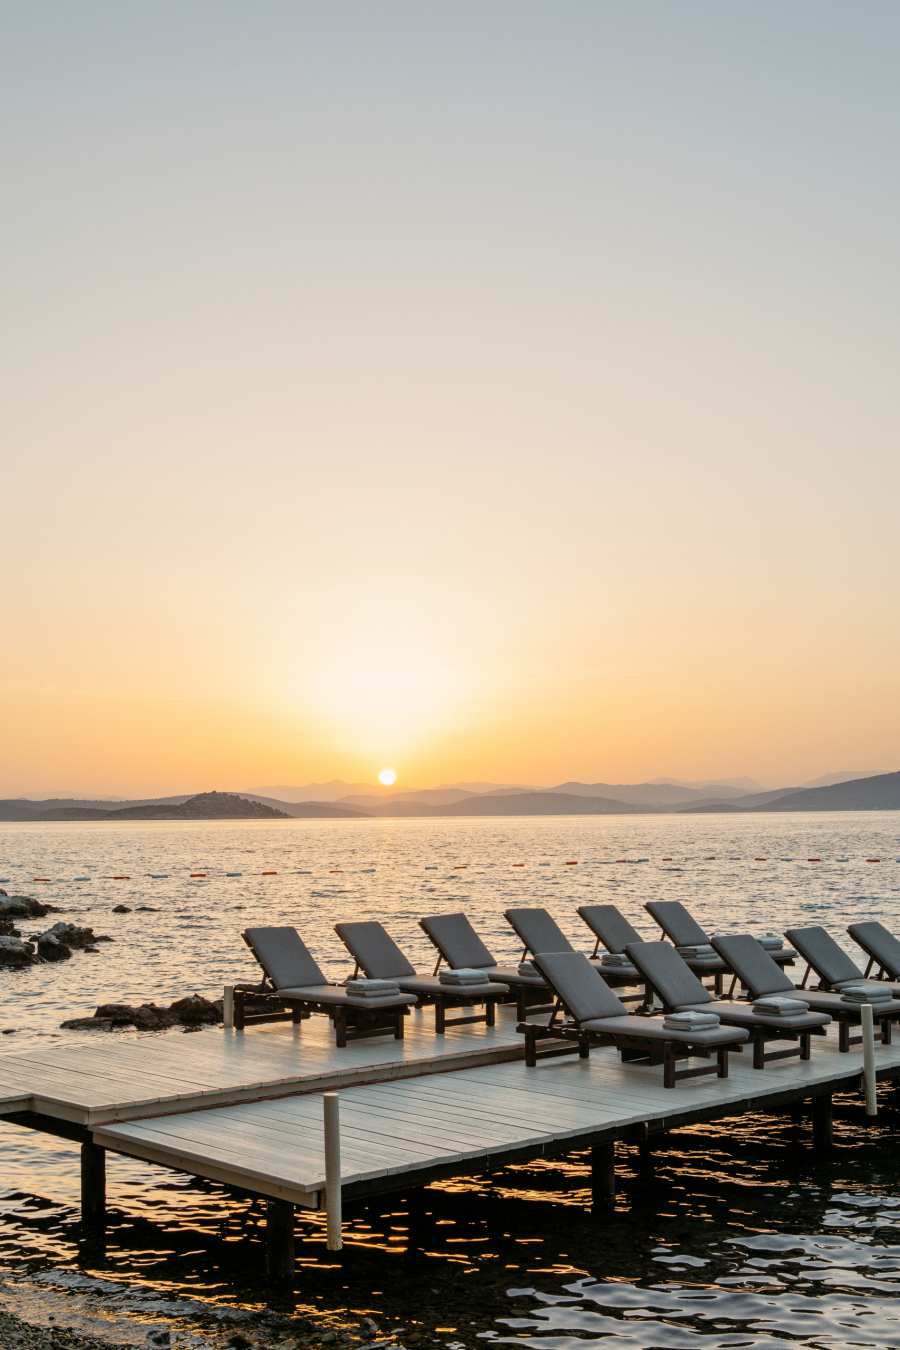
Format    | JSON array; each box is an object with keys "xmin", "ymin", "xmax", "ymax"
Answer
[{"xmin": 418, "ymin": 914, "xmax": 554, "ymax": 1021}]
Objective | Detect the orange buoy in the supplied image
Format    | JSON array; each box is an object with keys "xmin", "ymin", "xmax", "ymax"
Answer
[
  {"xmin": 113, "ymin": 876, "xmax": 131, "ymax": 880},
  {"xmin": 190, "ymin": 873, "xmax": 206, "ymax": 878},
  {"xmin": 867, "ymin": 858, "xmax": 881, "ymax": 862},
  {"xmin": 705, "ymin": 856, "xmax": 715, "ymax": 861},
  {"xmin": 512, "ymin": 863, "xmax": 524, "ymax": 867},
  {"xmin": 565, "ymin": 861, "xmax": 578, "ymax": 865},
  {"xmin": 662, "ymin": 856, "xmax": 673, "ymax": 861},
  {"xmin": 807, "ymin": 859, "xmax": 820, "ymax": 863},
  {"xmin": 262, "ymin": 871, "xmax": 277, "ymax": 876},
  {"xmin": 754, "ymin": 858, "xmax": 766, "ymax": 862},
  {"xmin": 329, "ymin": 869, "xmax": 344, "ymax": 873},
  {"xmin": 33, "ymin": 878, "xmax": 51, "ymax": 882},
  {"xmin": 454, "ymin": 865, "xmax": 468, "ymax": 869}
]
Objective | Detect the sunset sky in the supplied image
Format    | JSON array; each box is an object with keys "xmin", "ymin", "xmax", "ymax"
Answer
[{"xmin": 3, "ymin": 2, "xmax": 898, "ymax": 797}]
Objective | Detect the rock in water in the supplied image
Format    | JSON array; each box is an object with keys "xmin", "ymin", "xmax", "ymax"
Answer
[
  {"xmin": 0, "ymin": 890, "xmax": 59, "ymax": 919},
  {"xmin": 167, "ymin": 994, "xmax": 220, "ymax": 1025},
  {"xmin": 0, "ymin": 935, "xmax": 37, "ymax": 967}
]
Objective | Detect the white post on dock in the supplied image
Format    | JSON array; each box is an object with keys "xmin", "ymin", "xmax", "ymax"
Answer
[
  {"xmin": 861, "ymin": 1004, "xmax": 878, "ymax": 1116},
  {"xmin": 324, "ymin": 1092, "xmax": 342, "ymax": 1250},
  {"xmin": 223, "ymin": 986, "xmax": 235, "ymax": 1030}
]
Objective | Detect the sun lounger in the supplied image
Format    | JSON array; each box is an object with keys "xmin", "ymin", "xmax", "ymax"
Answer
[
  {"xmin": 239, "ymin": 927, "xmax": 415, "ymax": 1046},
  {"xmin": 645, "ymin": 900, "xmax": 796, "ymax": 993},
  {"xmin": 783, "ymin": 924, "xmax": 900, "ymax": 1042},
  {"xmin": 520, "ymin": 951, "xmax": 747, "ymax": 1088},
  {"xmin": 624, "ymin": 939, "xmax": 830, "ymax": 1068},
  {"xmin": 715, "ymin": 929, "xmax": 900, "ymax": 1053},
  {"xmin": 334, "ymin": 920, "xmax": 509, "ymax": 1033},
  {"xmin": 418, "ymin": 912, "xmax": 553, "ymax": 1020},
  {"xmin": 504, "ymin": 907, "xmax": 645, "ymax": 1002},
  {"xmin": 847, "ymin": 922, "xmax": 900, "ymax": 981}
]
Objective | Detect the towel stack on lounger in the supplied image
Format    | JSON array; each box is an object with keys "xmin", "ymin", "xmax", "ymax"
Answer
[
  {"xmin": 757, "ymin": 934, "xmax": 784, "ymax": 951},
  {"xmin": 439, "ymin": 967, "xmax": 491, "ymax": 986},
  {"xmin": 675, "ymin": 944, "xmax": 717, "ymax": 960},
  {"xmin": 662, "ymin": 1009, "xmax": 721, "ymax": 1031},
  {"xmin": 345, "ymin": 978, "xmax": 401, "ymax": 997},
  {"xmin": 751, "ymin": 995, "xmax": 810, "ymax": 1016},
  {"xmin": 518, "ymin": 961, "xmax": 538, "ymax": 977},
  {"xmin": 840, "ymin": 983, "xmax": 895, "ymax": 1005},
  {"xmin": 600, "ymin": 952, "xmax": 638, "ymax": 971}
]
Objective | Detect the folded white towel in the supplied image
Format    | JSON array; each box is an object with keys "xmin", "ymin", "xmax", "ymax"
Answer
[
  {"xmin": 345, "ymin": 979, "xmax": 401, "ymax": 998},
  {"xmin": 840, "ymin": 984, "xmax": 895, "ymax": 1005},
  {"xmin": 518, "ymin": 961, "xmax": 539, "ymax": 977},
  {"xmin": 676, "ymin": 945, "xmax": 716, "ymax": 960},
  {"xmin": 752, "ymin": 996, "xmax": 810, "ymax": 1015},
  {"xmin": 600, "ymin": 952, "xmax": 635, "ymax": 968},
  {"xmin": 757, "ymin": 935, "xmax": 784, "ymax": 951},
  {"xmin": 439, "ymin": 967, "xmax": 490, "ymax": 985},
  {"xmin": 663, "ymin": 1011, "xmax": 721, "ymax": 1031}
]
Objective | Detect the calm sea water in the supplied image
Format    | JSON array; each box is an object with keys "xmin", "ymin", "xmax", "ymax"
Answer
[{"xmin": 1, "ymin": 814, "xmax": 900, "ymax": 1349}]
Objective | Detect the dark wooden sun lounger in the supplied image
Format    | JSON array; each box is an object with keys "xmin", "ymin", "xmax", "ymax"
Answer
[
  {"xmin": 624, "ymin": 939, "xmax": 830, "ymax": 1068},
  {"xmin": 504, "ymin": 907, "xmax": 645, "ymax": 1002},
  {"xmin": 240, "ymin": 926, "xmax": 415, "ymax": 1046},
  {"xmin": 418, "ymin": 912, "xmax": 553, "ymax": 1020},
  {"xmin": 334, "ymin": 920, "xmax": 509, "ymax": 1033},
  {"xmin": 521, "ymin": 951, "xmax": 747, "ymax": 1088},
  {"xmin": 713, "ymin": 930, "xmax": 894, "ymax": 1054},
  {"xmin": 847, "ymin": 922, "xmax": 900, "ymax": 982},
  {"xmin": 786, "ymin": 924, "xmax": 900, "ymax": 995}
]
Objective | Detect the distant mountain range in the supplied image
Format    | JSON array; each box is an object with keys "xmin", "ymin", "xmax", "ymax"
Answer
[{"xmin": 3, "ymin": 770, "xmax": 895, "ymax": 821}]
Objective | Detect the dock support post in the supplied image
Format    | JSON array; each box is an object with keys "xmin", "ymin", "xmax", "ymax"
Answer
[
  {"xmin": 266, "ymin": 1199, "xmax": 295, "ymax": 1282},
  {"xmin": 812, "ymin": 1094, "xmax": 833, "ymax": 1149},
  {"xmin": 324, "ymin": 1092, "xmax": 342, "ymax": 1251},
  {"xmin": 862, "ymin": 1005, "xmax": 878, "ymax": 1116},
  {"xmin": 591, "ymin": 1141, "xmax": 616, "ymax": 1209},
  {"xmin": 80, "ymin": 1142, "xmax": 106, "ymax": 1224},
  {"xmin": 223, "ymin": 986, "xmax": 234, "ymax": 1029}
]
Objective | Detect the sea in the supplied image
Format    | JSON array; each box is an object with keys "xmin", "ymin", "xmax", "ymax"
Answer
[{"xmin": 1, "ymin": 812, "xmax": 900, "ymax": 1350}]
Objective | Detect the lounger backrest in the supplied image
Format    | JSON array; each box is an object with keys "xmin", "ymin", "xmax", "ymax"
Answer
[
  {"xmin": 534, "ymin": 951, "xmax": 627, "ymax": 1023},
  {"xmin": 711, "ymin": 934, "xmax": 794, "ymax": 997},
  {"xmin": 644, "ymin": 901, "xmax": 708, "ymax": 947},
  {"xmin": 577, "ymin": 904, "xmax": 642, "ymax": 952},
  {"xmin": 784, "ymin": 926, "xmax": 863, "ymax": 988},
  {"xmin": 505, "ymin": 908, "xmax": 574, "ymax": 955},
  {"xmin": 848, "ymin": 922, "xmax": 900, "ymax": 979},
  {"xmin": 243, "ymin": 927, "xmax": 325, "ymax": 989},
  {"xmin": 334, "ymin": 920, "xmax": 417, "ymax": 979},
  {"xmin": 419, "ymin": 913, "xmax": 496, "ymax": 969},
  {"xmin": 625, "ymin": 940, "xmax": 714, "ymax": 1009}
]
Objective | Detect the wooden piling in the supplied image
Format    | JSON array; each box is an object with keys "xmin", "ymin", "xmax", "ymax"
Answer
[
  {"xmin": 591, "ymin": 1141, "xmax": 616, "ymax": 1209},
  {"xmin": 80, "ymin": 1142, "xmax": 106, "ymax": 1224},
  {"xmin": 266, "ymin": 1198, "xmax": 295, "ymax": 1282},
  {"xmin": 812, "ymin": 1093, "xmax": 833, "ymax": 1149}
]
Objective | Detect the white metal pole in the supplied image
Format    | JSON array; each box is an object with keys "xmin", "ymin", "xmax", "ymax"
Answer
[
  {"xmin": 324, "ymin": 1092, "xmax": 342, "ymax": 1250},
  {"xmin": 861, "ymin": 1004, "xmax": 877, "ymax": 1116},
  {"xmin": 223, "ymin": 986, "xmax": 234, "ymax": 1030}
]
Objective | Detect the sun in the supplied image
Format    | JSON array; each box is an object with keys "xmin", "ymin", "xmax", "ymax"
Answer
[{"xmin": 378, "ymin": 768, "xmax": 397, "ymax": 786}]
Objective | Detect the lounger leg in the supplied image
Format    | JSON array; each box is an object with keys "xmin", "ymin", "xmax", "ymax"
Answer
[
  {"xmin": 435, "ymin": 999, "xmax": 446, "ymax": 1034},
  {"xmin": 800, "ymin": 1031, "xmax": 811, "ymax": 1060},
  {"xmin": 234, "ymin": 989, "xmax": 245, "ymax": 1031},
  {"xmin": 517, "ymin": 988, "xmax": 526, "ymax": 1020},
  {"xmin": 839, "ymin": 1019, "xmax": 849, "ymax": 1053},
  {"xmin": 663, "ymin": 1042, "xmax": 676, "ymax": 1089},
  {"xmin": 578, "ymin": 1035, "xmax": 590, "ymax": 1059},
  {"xmin": 81, "ymin": 1142, "xmax": 106, "ymax": 1225},
  {"xmin": 266, "ymin": 1198, "xmax": 295, "ymax": 1283},
  {"xmin": 714, "ymin": 972, "xmax": 723, "ymax": 996},
  {"xmin": 525, "ymin": 1025, "xmax": 538, "ymax": 1068},
  {"xmin": 486, "ymin": 998, "xmax": 495, "ymax": 1027},
  {"xmin": 394, "ymin": 1010, "xmax": 404, "ymax": 1040},
  {"xmin": 752, "ymin": 1032, "xmax": 765, "ymax": 1070},
  {"xmin": 591, "ymin": 1141, "xmax": 616, "ymax": 1209},
  {"xmin": 292, "ymin": 1003, "xmax": 304, "ymax": 1025},
  {"xmin": 335, "ymin": 1007, "xmax": 347, "ymax": 1048},
  {"xmin": 717, "ymin": 1047, "xmax": 728, "ymax": 1079},
  {"xmin": 812, "ymin": 1093, "xmax": 833, "ymax": 1150},
  {"xmin": 882, "ymin": 1018, "xmax": 892, "ymax": 1046}
]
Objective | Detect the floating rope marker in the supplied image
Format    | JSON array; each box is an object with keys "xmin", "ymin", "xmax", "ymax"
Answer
[
  {"xmin": 226, "ymin": 872, "xmax": 242, "ymax": 877},
  {"xmin": 512, "ymin": 863, "xmax": 524, "ymax": 868},
  {"xmin": 425, "ymin": 866, "xmax": 437, "ymax": 870},
  {"xmin": 684, "ymin": 857, "xmax": 695, "ymax": 861},
  {"xmin": 705, "ymin": 857, "xmax": 716, "ymax": 861},
  {"xmin": 150, "ymin": 874, "xmax": 169, "ymax": 878},
  {"xmin": 190, "ymin": 873, "xmax": 206, "ymax": 878},
  {"xmin": 297, "ymin": 870, "xmax": 311, "ymax": 874},
  {"xmin": 329, "ymin": 869, "xmax": 344, "ymax": 874},
  {"xmin": 539, "ymin": 862, "xmax": 550, "ymax": 866},
  {"xmin": 807, "ymin": 859, "xmax": 821, "ymax": 863},
  {"xmin": 454, "ymin": 865, "xmax": 468, "ymax": 869},
  {"xmin": 754, "ymin": 858, "xmax": 766, "ymax": 862},
  {"xmin": 113, "ymin": 876, "xmax": 131, "ymax": 880},
  {"xmin": 74, "ymin": 877, "xmax": 91, "ymax": 882},
  {"xmin": 565, "ymin": 861, "xmax": 578, "ymax": 866},
  {"xmin": 361, "ymin": 868, "xmax": 375, "ymax": 873},
  {"xmin": 867, "ymin": 859, "xmax": 881, "ymax": 863},
  {"xmin": 262, "ymin": 871, "xmax": 277, "ymax": 876},
  {"xmin": 662, "ymin": 857, "xmax": 672, "ymax": 861}
]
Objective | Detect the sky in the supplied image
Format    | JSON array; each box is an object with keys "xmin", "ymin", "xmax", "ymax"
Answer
[{"xmin": 2, "ymin": 1, "xmax": 898, "ymax": 797}]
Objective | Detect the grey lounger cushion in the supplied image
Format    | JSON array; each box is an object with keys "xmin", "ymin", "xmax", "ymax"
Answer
[
  {"xmin": 276, "ymin": 984, "xmax": 416, "ymax": 1010},
  {"xmin": 848, "ymin": 922, "xmax": 900, "ymax": 980},
  {"xmin": 579, "ymin": 1013, "xmax": 747, "ymax": 1046},
  {"xmin": 506, "ymin": 908, "xmax": 576, "ymax": 955},
  {"xmin": 712, "ymin": 933, "xmax": 797, "ymax": 998},
  {"xmin": 244, "ymin": 926, "xmax": 327, "ymax": 989},
  {"xmin": 577, "ymin": 904, "xmax": 643, "ymax": 952},
  {"xmin": 420, "ymin": 913, "xmax": 496, "ymax": 968},
  {"xmin": 335, "ymin": 921, "xmax": 417, "ymax": 979},
  {"xmin": 533, "ymin": 951, "xmax": 629, "ymax": 1021},
  {"xmin": 784, "ymin": 926, "xmax": 866, "ymax": 989},
  {"xmin": 645, "ymin": 901, "xmax": 709, "ymax": 948},
  {"xmin": 625, "ymin": 940, "xmax": 716, "ymax": 1010},
  {"xmin": 677, "ymin": 998, "xmax": 830, "ymax": 1032},
  {"xmin": 391, "ymin": 973, "xmax": 509, "ymax": 998}
]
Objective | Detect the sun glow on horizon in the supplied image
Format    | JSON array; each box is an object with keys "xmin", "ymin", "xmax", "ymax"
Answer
[{"xmin": 379, "ymin": 768, "xmax": 397, "ymax": 785}]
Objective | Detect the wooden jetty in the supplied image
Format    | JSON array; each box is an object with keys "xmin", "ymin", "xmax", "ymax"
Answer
[{"xmin": 1, "ymin": 1004, "xmax": 896, "ymax": 1281}]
